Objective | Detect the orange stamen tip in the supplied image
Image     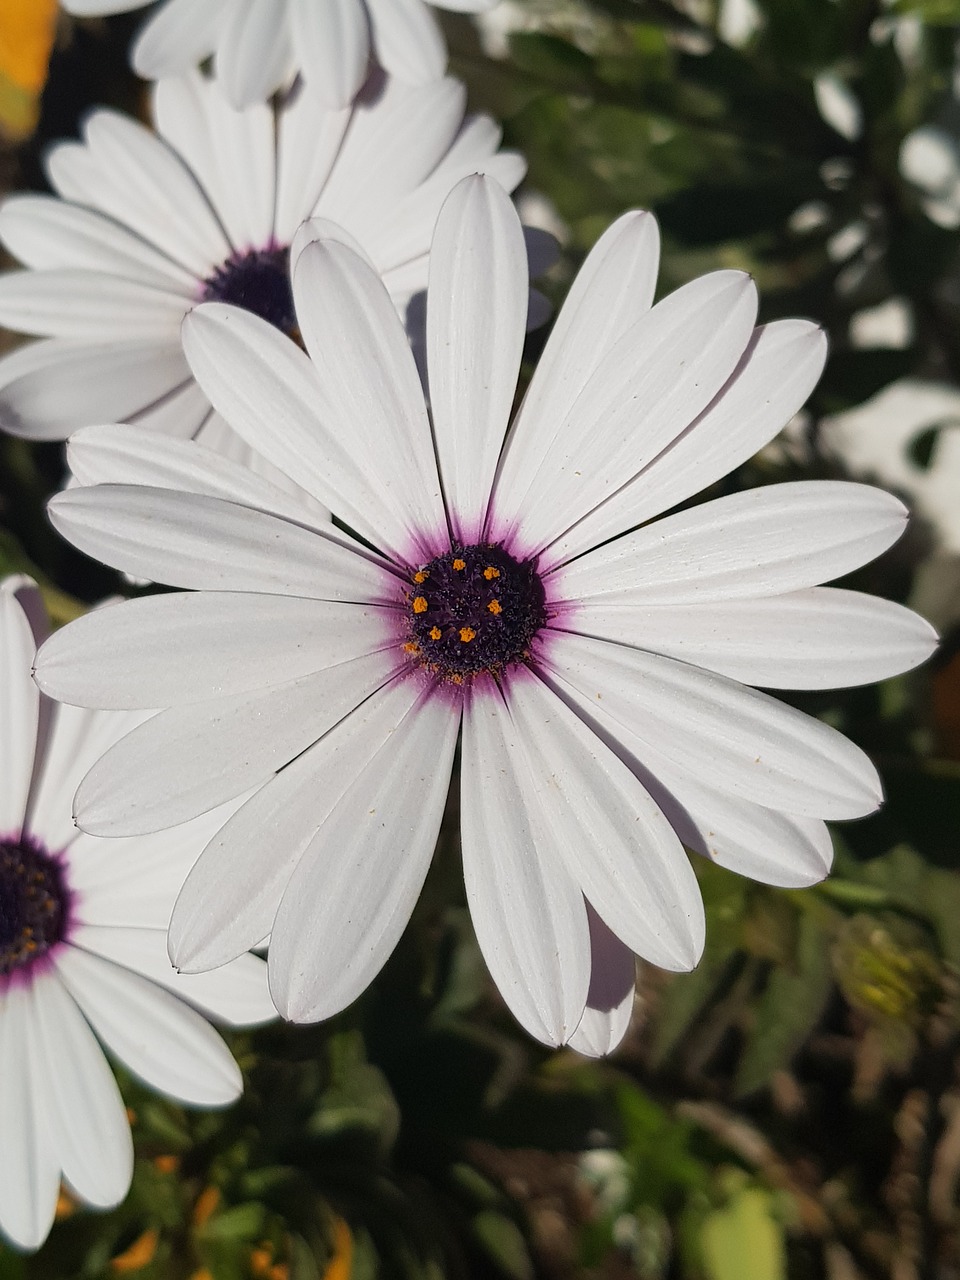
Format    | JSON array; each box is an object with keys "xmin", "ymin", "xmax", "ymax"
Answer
[
  {"xmin": 452, "ymin": 558, "xmax": 466, "ymax": 570},
  {"xmin": 429, "ymin": 626, "xmax": 442, "ymax": 640},
  {"xmin": 412, "ymin": 596, "xmax": 428, "ymax": 614},
  {"xmin": 413, "ymin": 570, "xmax": 428, "ymax": 584},
  {"xmin": 459, "ymin": 627, "xmax": 477, "ymax": 643},
  {"xmin": 487, "ymin": 600, "xmax": 502, "ymax": 615},
  {"xmin": 483, "ymin": 566, "xmax": 500, "ymax": 579},
  {"xmin": 402, "ymin": 642, "xmax": 419, "ymax": 655}
]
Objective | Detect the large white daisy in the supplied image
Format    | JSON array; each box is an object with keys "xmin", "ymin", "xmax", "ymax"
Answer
[
  {"xmin": 0, "ymin": 576, "xmax": 276, "ymax": 1253},
  {"xmin": 0, "ymin": 68, "xmax": 524, "ymax": 456},
  {"xmin": 35, "ymin": 176, "xmax": 937, "ymax": 1059},
  {"xmin": 62, "ymin": 0, "xmax": 498, "ymax": 109}
]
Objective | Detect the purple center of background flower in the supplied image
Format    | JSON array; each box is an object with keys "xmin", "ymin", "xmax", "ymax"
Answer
[
  {"xmin": 202, "ymin": 245, "xmax": 298, "ymax": 337},
  {"xmin": 404, "ymin": 544, "xmax": 546, "ymax": 684},
  {"xmin": 0, "ymin": 835, "xmax": 69, "ymax": 976}
]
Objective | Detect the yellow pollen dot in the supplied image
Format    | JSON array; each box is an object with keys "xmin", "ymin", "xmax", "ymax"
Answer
[
  {"xmin": 459, "ymin": 626, "xmax": 476, "ymax": 643},
  {"xmin": 413, "ymin": 570, "xmax": 428, "ymax": 584},
  {"xmin": 483, "ymin": 566, "xmax": 500, "ymax": 580},
  {"xmin": 487, "ymin": 600, "xmax": 502, "ymax": 615},
  {"xmin": 452, "ymin": 558, "xmax": 466, "ymax": 570},
  {"xmin": 450, "ymin": 674, "xmax": 464, "ymax": 685},
  {"xmin": 412, "ymin": 596, "xmax": 428, "ymax": 614},
  {"xmin": 403, "ymin": 642, "xmax": 419, "ymax": 655},
  {"xmin": 429, "ymin": 626, "xmax": 442, "ymax": 640}
]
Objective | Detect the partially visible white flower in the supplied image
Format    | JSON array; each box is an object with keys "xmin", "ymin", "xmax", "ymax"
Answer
[
  {"xmin": 0, "ymin": 576, "xmax": 275, "ymax": 1252},
  {"xmin": 36, "ymin": 177, "xmax": 936, "ymax": 1062},
  {"xmin": 814, "ymin": 74, "xmax": 863, "ymax": 142},
  {"xmin": 824, "ymin": 379, "xmax": 960, "ymax": 552},
  {"xmin": 900, "ymin": 126, "xmax": 960, "ymax": 227},
  {"xmin": 62, "ymin": 0, "xmax": 498, "ymax": 109},
  {"xmin": 0, "ymin": 68, "xmax": 524, "ymax": 467}
]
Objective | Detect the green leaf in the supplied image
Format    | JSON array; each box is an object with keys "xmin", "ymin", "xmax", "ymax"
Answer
[
  {"xmin": 198, "ymin": 1201, "xmax": 267, "ymax": 1241},
  {"xmin": 472, "ymin": 1211, "xmax": 535, "ymax": 1280},
  {"xmin": 700, "ymin": 1183, "xmax": 787, "ymax": 1280}
]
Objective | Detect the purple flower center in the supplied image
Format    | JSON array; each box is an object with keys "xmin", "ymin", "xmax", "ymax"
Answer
[
  {"xmin": 403, "ymin": 544, "xmax": 547, "ymax": 685},
  {"xmin": 0, "ymin": 835, "xmax": 69, "ymax": 977},
  {"xmin": 201, "ymin": 245, "xmax": 298, "ymax": 337}
]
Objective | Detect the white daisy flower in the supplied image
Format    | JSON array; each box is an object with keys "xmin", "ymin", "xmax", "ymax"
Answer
[
  {"xmin": 35, "ymin": 176, "xmax": 937, "ymax": 1059},
  {"xmin": 0, "ymin": 68, "xmax": 524, "ymax": 460},
  {"xmin": 62, "ymin": 0, "xmax": 498, "ymax": 109},
  {"xmin": 0, "ymin": 576, "xmax": 276, "ymax": 1252}
]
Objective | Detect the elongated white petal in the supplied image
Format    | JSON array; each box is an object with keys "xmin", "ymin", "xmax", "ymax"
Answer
[
  {"xmin": 274, "ymin": 87, "xmax": 351, "ymax": 244},
  {"xmin": 288, "ymin": 0, "xmax": 370, "ymax": 109},
  {"xmin": 568, "ymin": 906, "xmax": 636, "ymax": 1058},
  {"xmin": 461, "ymin": 690, "xmax": 590, "ymax": 1045},
  {"xmin": 504, "ymin": 272, "xmax": 758, "ymax": 554},
  {"xmin": 74, "ymin": 649, "xmax": 397, "ymax": 834},
  {"xmin": 131, "ymin": 0, "xmax": 227, "ymax": 79},
  {"xmin": 0, "ymin": 195, "xmax": 196, "ymax": 290},
  {"xmin": 152, "ymin": 73, "xmax": 275, "ymax": 251},
  {"xmin": 37, "ymin": 591, "xmax": 397, "ymax": 708},
  {"xmin": 0, "ymin": 981, "xmax": 60, "ymax": 1250},
  {"xmin": 507, "ymin": 672, "xmax": 705, "ymax": 971},
  {"xmin": 428, "ymin": 176, "xmax": 527, "ymax": 542},
  {"xmin": 366, "ymin": 0, "xmax": 447, "ymax": 84},
  {"xmin": 493, "ymin": 211, "xmax": 660, "ymax": 522},
  {"xmin": 30, "ymin": 975, "xmax": 132, "ymax": 1209},
  {"xmin": 0, "ymin": 584, "xmax": 39, "ymax": 835},
  {"xmin": 269, "ymin": 680, "xmax": 460, "ymax": 1022},
  {"xmin": 292, "ymin": 240, "xmax": 446, "ymax": 557},
  {"xmin": 56, "ymin": 947, "xmax": 242, "ymax": 1107},
  {"xmin": 0, "ymin": 270, "xmax": 189, "ymax": 340},
  {"xmin": 548, "ymin": 319, "xmax": 829, "ymax": 561},
  {"xmin": 71, "ymin": 925, "xmax": 275, "ymax": 1026},
  {"xmin": 552, "ymin": 482, "xmax": 908, "ymax": 604},
  {"xmin": 45, "ymin": 485, "xmax": 393, "ymax": 602},
  {"xmin": 215, "ymin": 0, "xmax": 293, "ymax": 110},
  {"xmin": 0, "ymin": 339, "xmax": 188, "ymax": 441},
  {"xmin": 547, "ymin": 631, "xmax": 882, "ymax": 819},
  {"xmin": 565, "ymin": 588, "xmax": 937, "ymax": 689},
  {"xmin": 183, "ymin": 302, "xmax": 416, "ymax": 553}
]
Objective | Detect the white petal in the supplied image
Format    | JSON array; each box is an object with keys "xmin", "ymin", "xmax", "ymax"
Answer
[
  {"xmin": 292, "ymin": 241, "xmax": 446, "ymax": 558},
  {"xmin": 74, "ymin": 649, "xmax": 398, "ymax": 834},
  {"xmin": 56, "ymin": 946, "xmax": 242, "ymax": 1107},
  {"xmin": 428, "ymin": 176, "xmax": 527, "ymax": 542},
  {"xmin": 268, "ymin": 678, "xmax": 460, "ymax": 1022},
  {"xmin": 565, "ymin": 588, "xmax": 937, "ymax": 689},
  {"xmin": 46, "ymin": 484, "xmax": 394, "ymax": 601},
  {"xmin": 66, "ymin": 423, "xmax": 330, "ymax": 531},
  {"xmin": 0, "ymin": 270, "xmax": 188, "ymax": 340},
  {"xmin": 194, "ymin": 411, "xmax": 330, "ymax": 518},
  {"xmin": 501, "ymin": 271, "xmax": 758, "ymax": 555},
  {"xmin": 71, "ymin": 926, "xmax": 275, "ymax": 1026},
  {"xmin": 552, "ymin": 482, "xmax": 908, "ymax": 604},
  {"xmin": 0, "ymin": 583, "xmax": 39, "ymax": 835},
  {"xmin": 30, "ymin": 975, "xmax": 132, "ymax": 1209},
  {"xmin": 215, "ymin": 0, "xmax": 293, "ymax": 108},
  {"xmin": 0, "ymin": 195, "xmax": 196, "ymax": 290},
  {"xmin": 547, "ymin": 630, "xmax": 882, "ymax": 819},
  {"xmin": 37, "ymin": 591, "xmax": 398, "ymax": 708},
  {"xmin": 547, "ymin": 319, "xmax": 828, "ymax": 560},
  {"xmin": 0, "ymin": 339, "xmax": 189, "ymax": 440},
  {"xmin": 131, "ymin": 0, "xmax": 227, "ymax": 79},
  {"xmin": 366, "ymin": 0, "xmax": 447, "ymax": 84},
  {"xmin": 460, "ymin": 689, "xmax": 590, "ymax": 1045},
  {"xmin": 506, "ymin": 671, "xmax": 704, "ymax": 970},
  {"xmin": 568, "ymin": 906, "xmax": 636, "ymax": 1058},
  {"xmin": 152, "ymin": 73, "xmax": 276, "ymax": 251},
  {"xmin": 288, "ymin": 0, "xmax": 370, "ymax": 109},
  {"xmin": 493, "ymin": 211, "xmax": 660, "ymax": 525},
  {"xmin": 182, "ymin": 301, "xmax": 427, "ymax": 554},
  {"xmin": 274, "ymin": 85, "xmax": 351, "ymax": 245},
  {"xmin": 130, "ymin": 375, "xmax": 212, "ymax": 438},
  {"xmin": 0, "ymin": 981, "xmax": 60, "ymax": 1251}
]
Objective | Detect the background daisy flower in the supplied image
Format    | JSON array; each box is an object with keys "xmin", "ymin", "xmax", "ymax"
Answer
[
  {"xmin": 0, "ymin": 67, "xmax": 524, "ymax": 466},
  {"xmin": 61, "ymin": 0, "xmax": 499, "ymax": 109},
  {"xmin": 0, "ymin": 575, "xmax": 276, "ymax": 1253},
  {"xmin": 34, "ymin": 176, "xmax": 937, "ymax": 1058}
]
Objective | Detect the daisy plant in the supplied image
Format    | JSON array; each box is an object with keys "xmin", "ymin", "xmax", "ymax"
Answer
[
  {"xmin": 0, "ymin": 576, "xmax": 275, "ymax": 1253},
  {"xmin": 61, "ymin": 0, "xmax": 498, "ymax": 109},
  {"xmin": 34, "ymin": 175, "xmax": 937, "ymax": 1057},
  {"xmin": 0, "ymin": 68, "xmax": 524, "ymax": 462}
]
